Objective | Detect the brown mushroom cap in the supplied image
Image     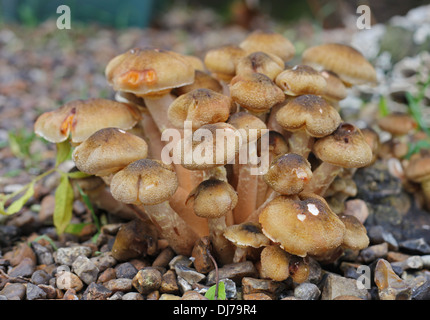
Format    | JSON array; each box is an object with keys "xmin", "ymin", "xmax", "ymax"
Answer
[
  {"xmin": 227, "ymin": 111, "xmax": 267, "ymax": 144},
  {"xmin": 313, "ymin": 122, "xmax": 373, "ymax": 168},
  {"xmin": 275, "ymin": 65, "xmax": 327, "ymax": 96},
  {"xmin": 339, "ymin": 214, "xmax": 369, "ymax": 250},
  {"xmin": 182, "ymin": 55, "xmax": 206, "ymax": 71},
  {"xmin": 224, "ymin": 222, "xmax": 270, "ymax": 248},
  {"xmin": 259, "ymin": 193, "xmax": 346, "ymax": 257},
  {"xmin": 236, "ymin": 51, "xmax": 284, "ymax": 81},
  {"xmin": 110, "ymin": 159, "xmax": 178, "ymax": 205},
  {"xmin": 72, "ymin": 127, "xmax": 148, "ymax": 177},
  {"xmin": 173, "ymin": 122, "xmax": 242, "ymax": 170},
  {"xmin": 263, "ymin": 153, "xmax": 313, "ymax": 195},
  {"xmin": 301, "ymin": 43, "xmax": 377, "ymax": 86},
  {"xmin": 174, "ymin": 70, "xmax": 223, "ymax": 96},
  {"xmin": 320, "ymin": 70, "xmax": 348, "ymax": 102},
  {"xmin": 260, "ymin": 245, "xmax": 290, "ymax": 281},
  {"xmin": 203, "ymin": 45, "xmax": 246, "ymax": 82},
  {"xmin": 105, "ymin": 48, "xmax": 194, "ymax": 97},
  {"xmin": 276, "ymin": 94, "xmax": 341, "ymax": 137},
  {"xmin": 239, "ymin": 30, "xmax": 295, "ymax": 62},
  {"xmin": 377, "ymin": 113, "xmax": 418, "ymax": 136},
  {"xmin": 34, "ymin": 98, "xmax": 141, "ymax": 144},
  {"xmin": 405, "ymin": 154, "xmax": 430, "ymax": 182},
  {"xmin": 167, "ymin": 88, "xmax": 233, "ymax": 130},
  {"xmin": 229, "ymin": 72, "xmax": 285, "ymax": 114},
  {"xmin": 360, "ymin": 127, "xmax": 381, "ymax": 165},
  {"xmin": 187, "ymin": 178, "xmax": 238, "ymax": 219}
]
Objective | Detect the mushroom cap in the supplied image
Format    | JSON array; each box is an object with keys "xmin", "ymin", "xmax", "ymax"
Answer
[
  {"xmin": 34, "ymin": 98, "xmax": 141, "ymax": 144},
  {"xmin": 227, "ymin": 111, "xmax": 267, "ymax": 144},
  {"xmin": 105, "ymin": 48, "xmax": 195, "ymax": 96},
  {"xmin": 187, "ymin": 179, "xmax": 238, "ymax": 219},
  {"xmin": 320, "ymin": 70, "xmax": 348, "ymax": 102},
  {"xmin": 275, "ymin": 65, "xmax": 327, "ymax": 96},
  {"xmin": 173, "ymin": 122, "xmax": 242, "ymax": 170},
  {"xmin": 360, "ymin": 127, "xmax": 381, "ymax": 165},
  {"xmin": 275, "ymin": 94, "xmax": 341, "ymax": 137},
  {"xmin": 229, "ymin": 72, "xmax": 285, "ymax": 114},
  {"xmin": 339, "ymin": 214, "xmax": 369, "ymax": 250},
  {"xmin": 239, "ymin": 30, "xmax": 295, "ymax": 62},
  {"xmin": 203, "ymin": 45, "xmax": 246, "ymax": 81},
  {"xmin": 174, "ymin": 70, "xmax": 223, "ymax": 96},
  {"xmin": 110, "ymin": 159, "xmax": 178, "ymax": 205},
  {"xmin": 313, "ymin": 122, "xmax": 373, "ymax": 168},
  {"xmin": 72, "ymin": 127, "xmax": 148, "ymax": 177},
  {"xmin": 168, "ymin": 88, "xmax": 233, "ymax": 130},
  {"xmin": 259, "ymin": 193, "xmax": 346, "ymax": 257},
  {"xmin": 224, "ymin": 222, "xmax": 270, "ymax": 248},
  {"xmin": 377, "ymin": 113, "xmax": 417, "ymax": 136},
  {"xmin": 405, "ymin": 154, "xmax": 430, "ymax": 182},
  {"xmin": 266, "ymin": 130, "xmax": 289, "ymax": 157},
  {"xmin": 301, "ymin": 43, "xmax": 377, "ymax": 86},
  {"xmin": 263, "ymin": 153, "xmax": 313, "ymax": 195},
  {"xmin": 182, "ymin": 55, "xmax": 206, "ymax": 72},
  {"xmin": 236, "ymin": 51, "xmax": 284, "ymax": 81},
  {"xmin": 260, "ymin": 245, "xmax": 290, "ymax": 281}
]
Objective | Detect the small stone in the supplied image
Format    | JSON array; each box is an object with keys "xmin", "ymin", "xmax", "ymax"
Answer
[
  {"xmin": 359, "ymin": 242, "xmax": 388, "ymax": 263},
  {"xmin": 152, "ymin": 247, "xmax": 175, "ymax": 268},
  {"xmin": 374, "ymin": 259, "xmax": 411, "ymax": 300},
  {"xmin": 294, "ymin": 282, "xmax": 321, "ymax": 300},
  {"xmin": 343, "ymin": 199, "xmax": 369, "ymax": 224},
  {"xmin": 132, "ymin": 268, "xmax": 162, "ymax": 294},
  {"xmin": 243, "ymin": 292, "xmax": 272, "ymax": 300},
  {"xmin": 412, "ymin": 281, "xmax": 430, "ymax": 300},
  {"xmin": 31, "ymin": 242, "xmax": 54, "ymax": 265},
  {"xmin": 54, "ymin": 246, "xmax": 92, "ymax": 266},
  {"xmin": 222, "ymin": 278, "xmax": 237, "ymax": 299},
  {"xmin": 387, "ymin": 251, "xmax": 410, "ymax": 262},
  {"xmin": 108, "ymin": 292, "xmax": 124, "ymax": 300},
  {"xmin": 26, "ymin": 283, "xmax": 47, "ymax": 300},
  {"xmin": 399, "ymin": 238, "xmax": 430, "ymax": 255},
  {"xmin": 160, "ymin": 269, "xmax": 179, "ymax": 294},
  {"xmin": 122, "ymin": 292, "xmax": 144, "ymax": 300},
  {"xmin": 82, "ymin": 283, "xmax": 112, "ymax": 300},
  {"xmin": 72, "ymin": 255, "xmax": 99, "ymax": 285},
  {"xmin": 177, "ymin": 276, "xmax": 192, "ymax": 293},
  {"xmin": 181, "ymin": 291, "xmax": 208, "ymax": 300},
  {"xmin": 104, "ymin": 278, "xmax": 133, "ymax": 292},
  {"xmin": 146, "ymin": 290, "xmax": 160, "ymax": 300},
  {"xmin": 8, "ymin": 257, "xmax": 35, "ymax": 278},
  {"xmin": 333, "ymin": 295, "xmax": 364, "ymax": 300},
  {"xmin": 4, "ymin": 242, "xmax": 36, "ymax": 267},
  {"xmin": 422, "ymin": 255, "xmax": 430, "ymax": 268},
  {"xmin": 367, "ymin": 226, "xmax": 398, "ymax": 250},
  {"xmin": 0, "ymin": 283, "xmax": 26, "ymax": 300},
  {"xmin": 159, "ymin": 293, "xmax": 181, "ymax": 300},
  {"xmin": 115, "ymin": 262, "xmax": 138, "ymax": 279},
  {"xmin": 90, "ymin": 252, "xmax": 117, "ymax": 272},
  {"xmin": 191, "ymin": 237, "xmax": 214, "ymax": 274},
  {"xmin": 0, "ymin": 225, "xmax": 20, "ymax": 248},
  {"xmin": 174, "ymin": 264, "xmax": 206, "ymax": 285},
  {"xmin": 206, "ymin": 261, "xmax": 258, "ymax": 285},
  {"xmin": 129, "ymin": 258, "xmax": 150, "ymax": 271},
  {"xmin": 97, "ymin": 267, "xmax": 117, "ymax": 284},
  {"xmin": 56, "ymin": 271, "xmax": 84, "ymax": 292},
  {"xmin": 321, "ymin": 273, "xmax": 369, "ymax": 300},
  {"xmin": 242, "ymin": 277, "xmax": 284, "ymax": 299},
  {"xmin": 63, "ymin": 288, "xmax": 79, "ymax": 300},
  {"xmin": 38, "ymin": 284, "xmax": 57, "ymax": 299},
  {"xmin": 169, "ymin": 255, "xmax": 193, "ymax": 269},
  {"xmin": 31, "ymin": 269, "xmax": 52, "ymax": 285}
]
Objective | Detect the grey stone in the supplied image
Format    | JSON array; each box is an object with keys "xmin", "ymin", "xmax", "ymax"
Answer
[
  {"xmin": 90, "ymin": 252, "xmax": 117, "ymax": 272},
  {"xmin": 206, "ymin": 261, "xmax": 258, "ymax": 285},
  {"xmin": 104, "ymin": 278, "xmax": 133, "ymax": 292},
  {"xmin": 30, "ymin": 269, "xmax": 52, "ymax": 285},
  {"xmin": 412, "ymin": 281, "xmax": 430, "ymax": 300},
  {"xmin": 294, "ymin": 282, "xmax": 321, "ymax": 300},
  {"xmin": 54, "ymin": 246, "xmax": 92, "ymax": 266},
  {"xmin": 115, "ymin": 262, "xmax": 138, "ymax": 279},
  {"xmin": 108, "ymin": 292, "xmax": 124, "ymax": 300},
  {"xmin": 8, "ymin": 257, "xmax": 35, "ymax": 278},
  {"xmin": 177, "ymin": 276, "xmax": 192, "ymax": 293},
  {"xmin": 122, "ymin": 292, "xmax": 144, "ymax": 300},
  {"xmin": 82, "ymin": 282, "xmax": 112, "ymax": 300},
  {"xmin": 72, "ymin": 255, "xmax": 99, "ymax": 285},
  {"xmin": 174, "ymin": 264, "xmax": 206, "ymax": 285},
  {"xmin": 321, "ymin": 273, "xmax": 369, "ymax": 300},
  {"xmin": 56, "ymin": 271, "xmax": 84, "ymax": 292},
  {"xmin": 399, "ymin": 238, "xmax": 430, "ymax": 255},
  {"xmin": 31, "ymin": 242, "xmax": 54, "ymax": 265},
  {"xmin": 0, "ymin": 283, "xmax": 26, "ymax": 300},
  {"xmin": 359, "ymin": 242, "xmax": 388, "ymax": 263},
  {"xmin": 26, "ymin": 283, "xmax": 47, "ymax": 300}
]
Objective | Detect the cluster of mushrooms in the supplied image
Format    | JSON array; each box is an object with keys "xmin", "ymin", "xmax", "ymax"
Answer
[{"xmin": 34, "ymin": 30, "xmax": 382, "ymax": 284}]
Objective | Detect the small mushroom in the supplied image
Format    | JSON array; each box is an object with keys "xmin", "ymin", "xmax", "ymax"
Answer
[
  {"xmin": 276, "ymin": 94, "xmax": 341, "ymax": 157},
  {"xmin": 110, "ymin": 159, "xmax": 199, "ymax": 255},
  {"xmin": 320, "ymin": 70, "xmax": 348, "ymax": 105},
  {"xmin": 304, "ymin": 122, "xmax": 373, "ymax": 195},
  {"xmin": 173, "ymin": 70, "xmax": 223, "ymax": 96},
  {"xmin": 224, "ymin": 222, "xmax": 270, "ymax": 263},
  {"xmin": 186, "ymin": 178, "xmax": 238, "ymax": 264},
  {"xmin": 339, "ymin": 214, "xmax": 369, "ymax": 251},
  {"xmin": 203, "ymin": 44, "xmax": 246, "ymax": 83},
  {"xmin": 235, "ymin": 51, "xmax": 284, "ymax": 81},
  {"xmin": 275, "ymin": 65, "xmax": 327, "ymax": 97},
  {"xmin": 259, "ymin": 193, "xmax": 346, "ymax": 257},
  {"xmin": 404, "ymin": 151, "xmax": 430, "ymax": 210},
  {"xmin": 239, "ymin": 30, "xmax": 295, "ymax": 63},
  {"xmin": 360, "ymin": 127, "xmax": 381, "ymax": 166},
  {"xmin": 259, "ymin": 245, "xmax": 290, "ymax": 281},
  {"xmin": 34, "ymin": 98, "xmax": 141, "ymax": 145},
  {"xmin": 288, "ymin": 255, "xmax": 310, "ymax": 284}
]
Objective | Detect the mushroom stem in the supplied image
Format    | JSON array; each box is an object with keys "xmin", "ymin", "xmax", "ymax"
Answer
[
  {"xmin": 208, "ymin": 217, "xmax": 235, "ymax": 265},
  {"xmin": 233, "ymin": 163, "xmax": 259, "ymax": 224},
  {"xmin": 245, "ymin": 190, "xmax": 279, "ymax": 223},
  {"xmin": 288, "ymin": 129, "xmax": 314, "ymax": 159},
  {"xmin": 421, "ymin": 179, "xmax": 430, "ymax": 210},
  {"xmin": 142, "ymin": 94, "xmax": 176, "ymax": 133},
  {"xmin": 138, "ymin": 107, "xmax": 164, "ymax": 160},
  {"xmin": 232, "ymin": 247, "xmax": 249, "ymax": 263},
  {"xmin": 303, "ymin": 162, "xmax": 343, "ymax": 196},
  {"xmin": 140, "ymin": 201, "xmax": 199, "ymax": 256}
]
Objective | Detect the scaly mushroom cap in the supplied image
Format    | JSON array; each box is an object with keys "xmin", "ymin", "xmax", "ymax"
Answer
[
  {"xmin": 227, "ymin": 111, "xmax": 267, "ymax": 144},
  {"xmin": 72, "ymin": 127, "xmax": 148, "ymax": 177},
  {"xmin": 275, "ymin": 65, "xmax": 327, "ymax": 96},
  {"xmin": 259, "ymin": 193, "xmax": 346, "ymax": 257},
  {"xmin": 236, "ymin": 51, "xmax": 284, "ymax": 81},
  {"xmin": 203, "ymin": 45, "xmax": 246, "ymax": 82},
  {"xmin": 224, "ymin": 222, "xmax": 270, "ymax": 248},
  {"xmin": 313, "ymin": 122, "xmax": 373, "ymax": 168},
  {"xmin": 174, "ymin": 70, "xmax": 223, "ymax": 96},
  {"xmin": 320, "ymin": 70, "xmax": 348, "ymax": 102},
  {"xmin": 260, "ymin": 245, "xmax": 290, "ymax": 281},
  {"xmin": 168, "ymin": 88, "xmax": 233, "ymax": 130},
  {"xmin": 263, "ymin": 153, "xmax": 312, "ymax": 195},
  {"xmin": 276, "ymin": 94, "xmax": 341, "ymax": 137},
  {"xmin": 301, "ymin": 43, "xmax": 377, "ymax": 86},
  {"xmin": 187, "ymin": 179, "xmax": 238, "ymax": 219},
  {"xmin": 405, "ymin": 153, "xmax": 430, "ymax": 183},
  {"xmin": 110, "ymin": 159, "xmax": 178, "ymax": 205},
  {"xmin": 173, "ymin": 122, "xmax": 242, "ymax": 170},
  {"xmin": 230, "ymin": 72, "xmax": 285, "ymax": 114},
  {"xmin": 239, "ymin": 30, "xmax": 295, "ymax": 62},
  {"xmin": 182, "ymin": 55, "xmax": 206, "ymax": 71},
  {"xmin": 377, "ymin": 112, "xmax": 418, "ymax": 136},
  {"xmin": 339, "ymin": 214, "xmax": 369, "ymax": 250},
  {"xmin": 34, "ymin": 98, "xmax": 141, "ymax": 144},
  {"xmin": 105, "ymin": 48, "xmax": 195, "ymax": 97}
]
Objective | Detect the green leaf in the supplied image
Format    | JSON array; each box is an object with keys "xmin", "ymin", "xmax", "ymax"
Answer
[
  {"xmin": 3, "ymin": 182, "xmax": 35, "ymax": 215},
  {"xmin": 55, "ymin": 141, "xmax": 72, "ymax": 166},
  {"xmin": 204, "ymin": 281, "xmax": 226, "ymax": 300},
  {"xmin": 378, "ymin": 96, "xmax": 389, "ymax": 117},
  {"xmin": 29, "ymin": 235, "xmax": 58, "ymax": 251},
  {"xmin": 67, "ymin": 171, "xmax": 91, "ymax": 179},
  {"xmin": 54, "ymin": 173, "xmax": 74, "ymax": 234}
]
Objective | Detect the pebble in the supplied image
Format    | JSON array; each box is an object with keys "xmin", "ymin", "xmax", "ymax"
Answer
[
  {"xmin": 4, "ymin": 242, "xmax": 36, "ymax": 266},
  {"xmin": 152, "ymin": 247, "xmax": 175, "ymax": 268},
  {"xmin": 8, "ymin": 257, "xmax": 35, "ymax": 278},
  {"xmin": 72, "ymin": 255, "xmax": 99, "ymax": 285},
  {"xmin": 243, "ymin": 292, "xmax": 272, "ymax": 300},
  {"xmin": 132, "ymin": 268, "xmax": 162, "ymax": 294},
  {"xmin": 38, "ymin": 284, "xmax": 58, "ymax": 299},
  {"xmin": 122, "ymin": 292, "xmax": 145, "ymax": 300},
  {"xmin": 0, "ymin": 283, "xmax": 26, "ymax": 300},
  {"xmin": 294, "ymin": 282, "xmax": 321, "ymax": 300},
  {"xmin": 31, "ymin": 242, "xmax": 54, "ymax": 265},
  {"xmin": 115, "ymin": 262, "xmax": 138, "ymax": 279},
  {"xmin": 367, "ymin": 225, "xmax": 399, "ymax": 250},
  {"xmin": 191, "ymin": 236, "xmax": 214, "ymax": 274},
  {"xmin": 104, "ymin": 278, "xmax": 133, "ymax": 292},
  {"xmin": 374, "ymin": 259, "xmax": 412, "ymax": 300},
  {"xmin": 90, "ymin": 252, "xmax": 117, "ymax": 272},
  {"xmin": 26, "ymin": 283, "xmax": 47, "ymax": 300},
  {"xmin": 242, "ymin": 277, "xmax": 285, "ymax": 299},
  {"xmin": 399, "ymin": 238, "xmax": 430, "ymax": 255},
  {"xmin": 206, "ymin": 261, "xmax": 258, "ymax": 285},
  {"xmin": 321, "ymin": 273, "xmax": 370, "ymax": 300},
  {"xmin": 343, "ymin": 199, "xmax": 369, "ymax": 224},
  {"xmin": 412, "ymin": 280, "xmax": 430, "ymax": 300},
  {"xmin": 54, "ymin": 246, "xmax": 92, "ymax": 266},
  {"xmin": 56, "ymin": 271, "xmax": 84, "ymax": 292},
  {"xmin": 97, "ymin": 267, "xmax": 117, "ymax": 283},
  {"xmin": 181, "ymin": 291, "xmax": 208, "ymax": 300},
  {"xmin": 159, "ymin": 293, "xmax": 181, "ymax": 300},
  {"xmin": 30, "ymin": 269, "xmax": 52, "ymax": 285},
  {"xmin": 174, "ymin": 264, "xmax": 206, "ymax": 285},
  {"xmin": 359, "ymin": 242, "xmax": 388, "ymax": 263},
  {"xmin": 82, "ymin": 282, "xmax": 112, "ymax": 300},
  {"xmin": 160, "ymin": 269, "xmax": 179, "ymax": 294}
]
